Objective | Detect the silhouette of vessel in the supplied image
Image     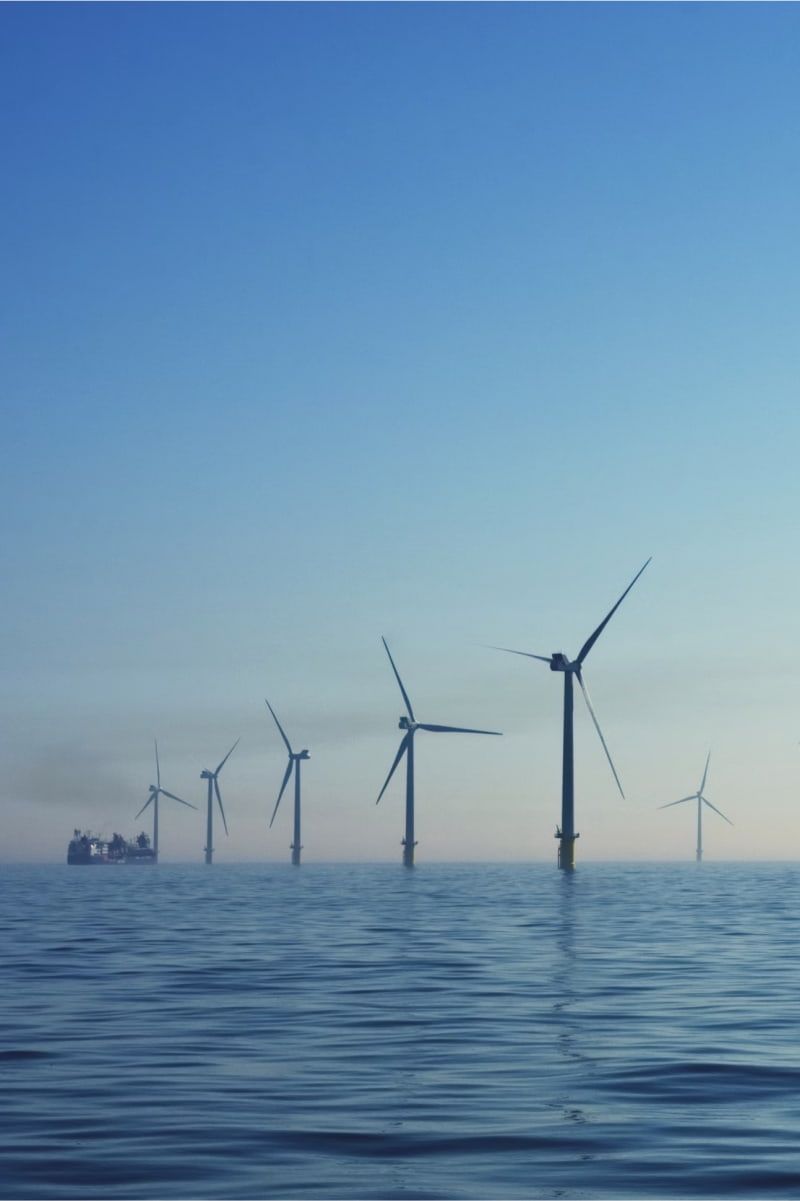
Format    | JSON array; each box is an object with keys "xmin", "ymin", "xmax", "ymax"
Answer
[{"xmin": 67, "ymin": 829, "xmax": 156, "ymax": 864}]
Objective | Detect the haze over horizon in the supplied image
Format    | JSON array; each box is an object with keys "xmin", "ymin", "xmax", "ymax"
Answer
[{"xmin": 3, "ymin": 4, "xmax": 800, "ymax": 864}]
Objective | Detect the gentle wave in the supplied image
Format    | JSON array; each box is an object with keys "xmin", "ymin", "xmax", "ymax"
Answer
[{"xmin": 2, "ymin": 862, "xmax": 800, "ymax": 1198}]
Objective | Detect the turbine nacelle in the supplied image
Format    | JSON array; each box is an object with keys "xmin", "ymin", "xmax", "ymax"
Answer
[
  {"xmin": 549, "ymin": 652, "xmax": 572, "ymax": 672},
  {"xmin": 398, "ymin": 716, "xmax": 418, "ymax": 732},
  {"xmin": 293, "ymin": 749, "xmax": 310, "ymax": 760},
  {"xmin": 200, "ymin": 769, "xmax": 213, "ymax": 780}
]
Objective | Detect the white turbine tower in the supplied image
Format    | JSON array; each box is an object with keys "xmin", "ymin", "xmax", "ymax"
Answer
[
  {"xmin": 377, "ymin": 637, "xmax": 502, "ymax": 867},
  {"xmin": 201, "ymin": 739, "xmax": 239, "ymax": 865},
  {"xmin": 135, "ymin": 740, "xmax": 196, "ymax": 861},
  {"xmin": 658, "ymin": 752, "xmax": 733, "ymax": 862},
  {"xmin": 265, "ymin": 699, "xmax": 309, "ymax": 866},
  {"xmin": 493, "ymin": 559, "xmax": 650, "ymax": 869}
]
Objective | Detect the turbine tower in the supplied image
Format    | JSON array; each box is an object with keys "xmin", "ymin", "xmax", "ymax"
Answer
[
  {"xmin": 265, "ymin": 699, "xmax": 309, "ymax": 866},
  {"xmin": 201, "ymin": 739, "xmax": 239, "ymax": 864},
  {"xmin": 494, "ymin": 559, "xmax": 650, "ymax": 871},
  {"xmin": 135, "ymin": 740, "xmax": 196, "ymax": 861},
  {"xmin": 377, "ymin": 637, "xmax": 501, "ymax": 867},
  {"xmin": 658, "ymin": 752, "xmax": 733, "ymax": 862}
]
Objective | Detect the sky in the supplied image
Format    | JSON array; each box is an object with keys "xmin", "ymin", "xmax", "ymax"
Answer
[{"xmin": 3, "ymin": 3, "xmax": 800, "ymax": 864}]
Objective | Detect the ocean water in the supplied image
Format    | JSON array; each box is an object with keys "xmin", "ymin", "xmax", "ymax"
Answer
[{"xmin": 1, "ymin": 861, "xmax": 799, "ymax": 1200}]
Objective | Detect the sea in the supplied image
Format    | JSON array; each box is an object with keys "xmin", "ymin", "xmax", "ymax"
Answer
[{"xmin": 1, "ymin": 861, "xmax": 799, "ymax": 1200}]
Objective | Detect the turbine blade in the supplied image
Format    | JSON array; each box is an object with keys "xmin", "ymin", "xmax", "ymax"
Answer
[
  {"xmin": 269, "ymin": 759, "xmax": 294, "ymax": 828},
  {"xmin": 576, "ymin": 558, "xmax": 651, "ymax": 665},
  {"xmin": 381, "ymin": 637, "xmax": 415, "ymax": 722},
  {"xmin": 135, "ymin": 796, "xmax": 154, "ymax": 820},
  {"xmin": 576, "ymin": 670, "xmax": 624, "ymax": 798},
  {"xmin": 265, "ymin": 699, "xmax": 293, "ymax": 756},
  {"xmin": 699, "ymin": 750, "xmax": 711, "ymax": 796},
  {"xmin": 657, "ymin": 795, "xmax": 697, "ymax": 810},
  {"xmin": 702, "ymin": 796, "xmax": 734, "ymax": 826},
  {"xmin": 418, "ymin": 723, "xmax": 502, "ymax": 735},
  {"xmin": 490, "ymin": 645, "xmax": 551, "ymax": 663},
  {"xmin": 214, "ymin": 777, "xmax": 229, "ymax": 836},
  {"xmin": 215, "ymin": 738, "xmax": 240, "ymax": 776},
  {"xmin": 376, "ymin": 733, "xmax": 410, "ymax": 804},
  {"xmin": 154, "ymin": 738, "xmax": 161, "ymax": 789},
  {"xmin": 160, "ymin": 789, "xmax": 197, "ymax": 810}
]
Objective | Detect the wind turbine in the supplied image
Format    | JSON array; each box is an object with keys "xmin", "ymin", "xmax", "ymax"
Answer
[
  {"xmin": 265, "ymin": 700, "xmax": 309, "ymax": 866},
  {"xmin": 658, "ymin": 752, "xmax": 733, "ymax": 862},
  {"xmin": 494, "ymin": 558, "xmax": 650, "ymax": 870},
  {"xmin": 200, "ymin": 739, "xmax": 239, "ymax": 864},
  {"xmin": 135, "ymin": 739, "xmax": 196, "ymax": 861},
  {"xmin": 377, "ymin": 637, "xmax": 502, "ymax": 867}
]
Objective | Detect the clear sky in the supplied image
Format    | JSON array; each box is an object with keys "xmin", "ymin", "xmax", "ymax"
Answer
[{"xmin": 3, "ymin": 3, "xmax": 800, "ymax": 863}]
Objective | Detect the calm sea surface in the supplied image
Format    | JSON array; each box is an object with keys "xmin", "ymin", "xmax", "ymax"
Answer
[{"xmin": 2, "ymin": 862, "xmax": 800, "ymax": 1200}]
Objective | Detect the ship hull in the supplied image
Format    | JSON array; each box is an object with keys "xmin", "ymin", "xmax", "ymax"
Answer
[{"xmin": 67, "ymin": 831, "xmax": 156, "ymax": 865}]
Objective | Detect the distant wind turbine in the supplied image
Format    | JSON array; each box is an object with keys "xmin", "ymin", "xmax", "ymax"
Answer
[
  {"xmin": 265, "ymin": 700, "xmax": 309, "ymax": 866},
  {"xmin": 135, "ymin": 740, "xmax": 196, "ymax": 861},
  {"xmin": 658, "ymin": 752, "xmax": 733, "ymax": 862},
  {"xmin": 377, "ymin": 637, "xmax": 502, "ymax": 867},
  {"xmin": 201, "ymin": 739, "xmax": 239, "ymax": 864},
  {"xmin": 493, "ymin": 559, "xmax": 650, "ymax": 870}
]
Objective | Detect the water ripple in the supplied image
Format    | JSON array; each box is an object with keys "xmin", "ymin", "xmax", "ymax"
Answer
[{"xmin": 1, "ymin": 862, "xmax": 800, "ymax": 1198}]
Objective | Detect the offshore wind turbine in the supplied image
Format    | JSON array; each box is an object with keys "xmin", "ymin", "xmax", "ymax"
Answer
[
  {"xmin": 377, "ymin": 637, "xmax": 502, "ymax": 867},
  {"xmin": 658, "ymin": 752, "xmax": 733, "ymax": 862},
  {"xmin": 200, "ymin": 739, "xmax": 239, "ymax": 864},
  {"xmin": 135, "ymin": 740, "xmax": 197, "ymax": 861},
  {"xmin": 265, "ymin": 700, "xmax": 309, "ymax": 866},
  {"xmin": 494, "ymin": 559, "xmax": 650, "ymax": 870}
]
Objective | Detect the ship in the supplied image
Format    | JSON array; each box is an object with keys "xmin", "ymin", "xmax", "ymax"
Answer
[{"xmin": 67, "ymin": 829, "xmax": 156, "ymax": 864}]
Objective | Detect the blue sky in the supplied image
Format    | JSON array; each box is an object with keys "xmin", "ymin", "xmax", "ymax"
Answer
[{"xmin": 3, "ymin": 3, "xmax": 800, "ymax": 862}]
